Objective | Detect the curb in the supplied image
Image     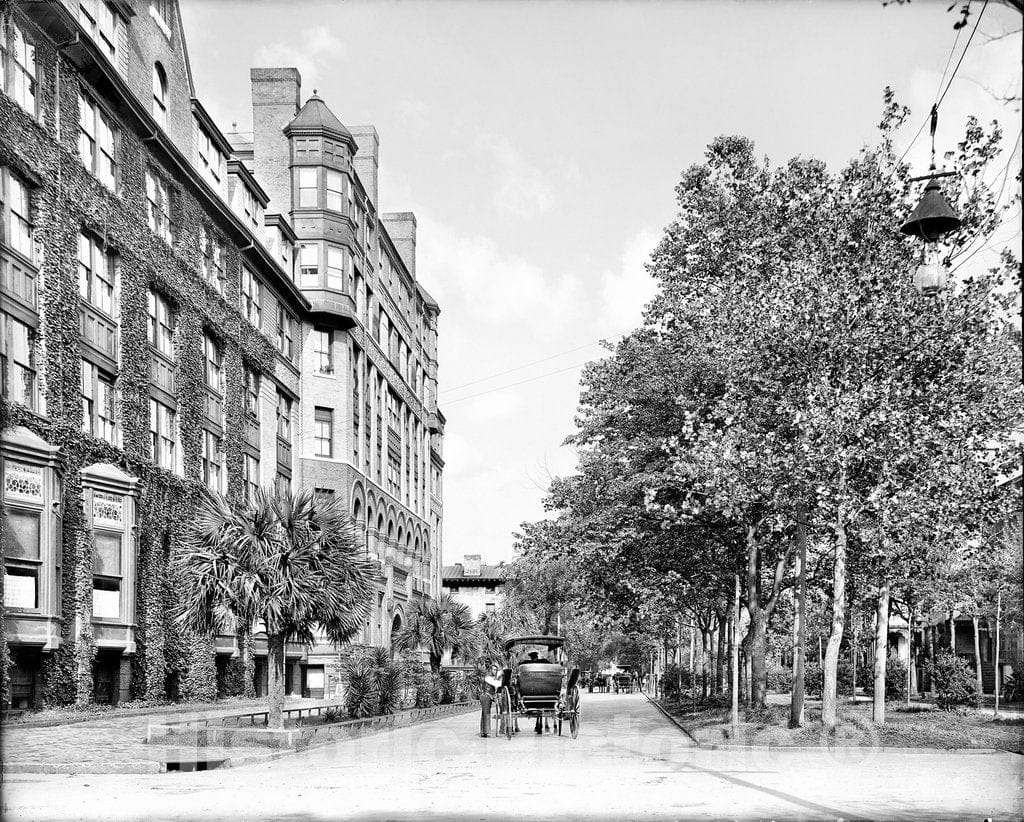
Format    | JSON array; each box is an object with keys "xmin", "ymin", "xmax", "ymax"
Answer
[
  {"xmin": 2, "ymin": 702, "xmax": 477, "ymax": 775},
  {"xmin": 642, "ymin": 691, "xmax": 700, "ymax": 746},
  {"xmin": 647, "ymin": 696, "xmax": 1019, "ymax": 756}
]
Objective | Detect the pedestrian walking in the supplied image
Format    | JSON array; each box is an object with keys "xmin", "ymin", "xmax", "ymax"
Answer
[{"xmin": 480, "ymin": 663, "xmax": 502, "ymax": 737}]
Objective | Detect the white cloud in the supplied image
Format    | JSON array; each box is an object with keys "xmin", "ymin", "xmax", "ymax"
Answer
[
  {"xmin": 253, "ymin": 26, "xmax": 347, "ymax": 90},
  {"xmin": 396, "ymin": 99, "xmax": 429, "ymax": 133},
  {"xmin": 474, "ymin": 132, "xmax": 556, "ymax": 218},
  {"xmin": 600, "ymin": 226, "xmax": 661, "ymax": 333},
  {"xmin": 417, "ymin": 215, "xmax": 584, "ymax": 328}
]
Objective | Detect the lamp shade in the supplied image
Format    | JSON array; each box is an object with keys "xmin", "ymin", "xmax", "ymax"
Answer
[{"xmin": 900, "ymin": 178, "xmax": 962, "ymax": 241}]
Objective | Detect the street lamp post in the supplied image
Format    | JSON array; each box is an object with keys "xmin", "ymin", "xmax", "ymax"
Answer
[{"xmin": 899, "ymin": 170, "xmax": 963, "ymax": 296}]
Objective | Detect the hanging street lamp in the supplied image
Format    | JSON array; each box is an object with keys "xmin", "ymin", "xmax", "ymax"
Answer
[{"xmin": 899, "ymin": 106, "xmax": 963, "ymax": 296}]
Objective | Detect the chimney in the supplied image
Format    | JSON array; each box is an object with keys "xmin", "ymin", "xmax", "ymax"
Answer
[
  {"xmin": 250, "ymin": 67, "xmax": 301, "ymax": 217},
  {"xmin": 463, "ymin": 554, "xmax": 481, "ymax": 577},
  {"xmin": 382, "ymin": 212, "xmax": 416, "ymax": 278},
  {"xmin": 349, "ymin": 125, "xmax": 379, "ymax": 209}
]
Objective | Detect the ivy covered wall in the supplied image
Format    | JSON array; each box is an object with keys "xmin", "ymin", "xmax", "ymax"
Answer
[{"xmin": 0, "ymin": 30, "xmax": 275, "ymax": 707}]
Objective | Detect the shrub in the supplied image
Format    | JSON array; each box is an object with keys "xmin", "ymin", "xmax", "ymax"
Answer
[
  {"xmin": 835, "ymin": 660, "xmax": 855, "ymax": 695},
  {"xmin": 744, "ymin": 703, "xmax": 780, "ymax": 726},
  {"xmin": 342, "ymin": 647, "xmax": 404, "ymax": 718},
  {"xmin": 661, "ymin": 664, "xmax": 693, "ymax": 700},
  {"xmin": 926, "ymin": 651, "xmax": 977, "ymax": 711},
  {"xmin": 862, "ymin": 655, "xmax": 908, "ymax": 702},
  {"xmin": 804, "ymin": 662, "xmax": 823, "ymax": 696},
  {"xmin": 766, "ymin": 662, "xmax": 793, "ymax": 693}
]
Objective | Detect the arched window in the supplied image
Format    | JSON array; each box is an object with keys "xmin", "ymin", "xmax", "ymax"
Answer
[{"xmin": 152, "ymin": 63, "xmax": 167, "ymax": 128}]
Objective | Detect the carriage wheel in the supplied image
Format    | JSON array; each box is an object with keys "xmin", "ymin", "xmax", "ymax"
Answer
[{"xmin": 569, "ymin": 686, "xmax": 580, "ymax": 739}]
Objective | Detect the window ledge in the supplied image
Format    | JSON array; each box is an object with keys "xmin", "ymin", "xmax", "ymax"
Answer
[{"xmin": 149, "ymin": 5, "xmax": 172, "ymax": 40}]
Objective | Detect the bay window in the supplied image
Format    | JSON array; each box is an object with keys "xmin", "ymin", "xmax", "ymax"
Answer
[
  {"xmin": 298, "ymin": 167, "xmax": 319, "ymax": 208},
  {"xmin": 299, "ymin": 243, "xmax": 319, "ymax": 287},
  {"xmin": 325, "ymin": 170, "xmax": 343, "ymax": 212}
]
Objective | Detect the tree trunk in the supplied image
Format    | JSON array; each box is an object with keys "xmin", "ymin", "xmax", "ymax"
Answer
[
  {"xmin": 873, "ymin": 583, "xmax": 890, "ymax": 724},
  {"xmin": 851, "ymin": 603, "xmax": 858, "ymax": 704},
  {"xmin": 241, "ymin": 628, "xmax": 256, "ymax": 699},
  {"xmin": 822, "ymin": 513, "xmax": 848, "ymax": 732},
  {"xmin": 267, "ymin": 633, "xmax": 287, "ymax": 730},
  {"xmin": 716, "ymin": 617, "xmax": 727, "ymax": 695},
  {"xmin": 701, "ymin": 629, "xmax": 710, "ymax": 701},
  {"xmin": 994, "ymin": 592, "xmax": 1002, "ymax": 717},
  {"xmin": 949, "ymin": 613, "xmax": 956, "ymax": 655},
  {"xmin": 972, "ymin": 615, "xmax": 983, "ymax": 706},
  {"xmin": 790, "ymin": 509, "xmax": 807, "ymax": 728},
  {"xmin": 927, "ymin": 625, "xmax": 936, "ymax": 694},
  {"xmin": 744, "ymin": 524, "xmax": 770, "ymax": 708},
  {"xmin": 429, "ymin": 651, "xmax": 442, "ymax": 676},
  {"xmin": 907, "ymin": 606, "xmax": 915, "ymax": 706},
  {"xmin": 731, "ymin": 574, "xmax": 740, "ymax": 731}
]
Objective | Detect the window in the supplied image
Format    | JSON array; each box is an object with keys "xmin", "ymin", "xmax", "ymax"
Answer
[
  {"xmin": 149, "ymin": 397, "xmax": 176, "ymax": 469},
  {"xmin": 201, "ymin": 227, "xmax": 225, "ymax": 293},
  {"xmin": 485, "ymin": 603, "xmax": 496, "ymax": 615},
  {"xmin": 314, "ymin": 407, "xmax": 333, "ymax": 458},
  {"xmin": 241, "ymin": 267, "xmax": 262, "ymax": 328},
  {"xmin": 197, "ymin": 125, "xmax": 226, "ymax": 193},
  {"xmin": 298, "ymin": 244, "xmax": 319, "ymax": 287},
  {"xmin": 239, "ymin": 184, "xmax": 259, "ymax": 231},
  {"xmin": 92, "ymin": 492, "xmax": 123, "ymax": 620},
  {"xmin": 152, "ymin": 0, "xmax": 172, "ymax": 25},
  {"xmin": 276, "ymin": 392, "xmax": 292, "ymax": 442},
  {"xmin": 145, "ymin": 170, "xmax": 174, "ymax": 243},
  {"xmin": 0, "ymin": 312, "xmax": 38, "ymax": 411},
  {"xmin": 275, "ymin": 473, "xmax": 291, "ymax": 496},
  {"xmin": 81, "ymin": 359, "xmax": 117, "ymax": 445},
  {"xmin": 202, "ymin": 430, "xmax": 223, "ymax": 492},
  {"xmin": 244, "ymin": 366, "xmax": 260, "ymax": 419},
  {"xmin": 1, "ymin": 169, "xmax": 33, "ymax": 260},
  {"xmin": 276, "ymin": 304, "xmax": 295, "ymax": 361},
  {"xmin": 387, "ymin": 453, "xmax": 401, "ymax": 496},
  {"xmin": 78, "ymin": 233, "xmax": 116, "ymax": 317},
  {"xmin": 147, "ymin": 290, "xmax": 174, "ymax": 358},
  {"xmin": 1, "ymin": 22, "xmax": 37, "ymax": 115},
  {"xmin": 78, "ymin": 92, "xmax": 117, "ymax": 190},
  {"xmin": 326, "ymin": 245, "xmax": 348, "ymax": 291},
  {"xmin": 298, "ymin": 167, "xmax": 318, "ymax": 208},
  {"xmin": 152, "ymin": 62, "xmax": 167, "ymax": 129},
  {"xmin": 387, "ymin": 391, "xmax": 400, "ymax": 431},
  {"xmin": 312, "ymin": 328, "xmax": 333, "ymax": 374},
  {"xmin": 79, "ymin": 1, "xmax": 118, "ymax": 62},
  {"xmin": 243, "ymin": 453, "xmax": 259, "ymax": 500},
  {"xmin": 203, "ymin": 334, "xmax": 222, "ymax": 393},
  {"xmin": 325, "ymin": 170, "xmax": 343, "ymax": 212}
]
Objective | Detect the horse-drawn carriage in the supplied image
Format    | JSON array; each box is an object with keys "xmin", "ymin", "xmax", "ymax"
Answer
[{"xmin": 492, "ymin": 635, "xmax": 581, "ymax": 740}]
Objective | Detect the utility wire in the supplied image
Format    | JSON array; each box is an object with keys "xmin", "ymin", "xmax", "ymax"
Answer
[
  {"xmin": 443, "ymin": 361, "xmax": 594, "ymax": 406},
  {"xmin": 894, "ymin": 0, "xmax": 990, "ymax": 172},
  {"xmin": 438, "ymin": 340, "xmax": 605, "ymax": 395}
]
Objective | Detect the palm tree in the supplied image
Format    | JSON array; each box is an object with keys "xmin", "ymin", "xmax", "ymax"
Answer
[
  {"xmin": 177, "ymin": 486, "xmax": 377, "ymax": 729},
  {"xmin": 393, "ymin": 593, "xmax": 479, "ymax": 674}
]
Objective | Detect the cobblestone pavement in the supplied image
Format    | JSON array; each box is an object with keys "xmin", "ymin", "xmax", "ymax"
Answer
[
  {"xmin": 3, "ymin": 692, "xmax": 1022, "ymax": 820},
  {"xmin": 0, "ymin": 697, "xmax": 331, "ymax": 770}
]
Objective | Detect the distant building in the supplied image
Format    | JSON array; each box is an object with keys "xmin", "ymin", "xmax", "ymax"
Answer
[{"xmin": 442, "ymin": 555, "xmax": 505, "ymax": 620}]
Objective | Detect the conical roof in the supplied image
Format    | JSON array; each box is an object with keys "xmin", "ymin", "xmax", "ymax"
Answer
[{"xmin": 285, "ymin": 91, "xmax": 356, "ymax": 150}]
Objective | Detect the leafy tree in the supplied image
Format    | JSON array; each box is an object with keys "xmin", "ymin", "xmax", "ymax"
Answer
[
  {"xmin": 177, "ymin": 487, "xmax": 377, "ymax": 729},
  {"xmin": 393, "ymin": 593, "xmax": 479, "ymax": 674}
]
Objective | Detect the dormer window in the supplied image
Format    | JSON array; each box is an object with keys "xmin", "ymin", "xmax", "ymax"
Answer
[
  {"xmin": 79, "ymin": 1, "xmax": 119, "ymax": 63},
  {"xmin": 152, "ymin": 63, "xmax": 167, "ymax": 129},
  {"xmin": 197, "ymin": 125, "xmax": 226, "ymax": 194}
]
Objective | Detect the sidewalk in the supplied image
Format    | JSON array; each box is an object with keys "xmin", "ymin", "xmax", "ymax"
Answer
[{"xmin": 1, "ymin": 696, "xmax": 332, "ymax": 774}]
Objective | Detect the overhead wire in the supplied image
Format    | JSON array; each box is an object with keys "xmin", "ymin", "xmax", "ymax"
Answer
[
  {"xmin": 438, "ymin": 340, "xmax": 606, "ymax": 395},
  {"xmin": 442, "ymin": 360, "xmax": 595, "ymax": 406}
]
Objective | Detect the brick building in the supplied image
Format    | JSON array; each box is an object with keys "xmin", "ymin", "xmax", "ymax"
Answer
[
  {"xmin": 442, "ymin": 555, "xmax": 506, "ymax": 621},
  {"xmin": 0, "ymin": 0, "xmax": 444, "ymax": 709}
]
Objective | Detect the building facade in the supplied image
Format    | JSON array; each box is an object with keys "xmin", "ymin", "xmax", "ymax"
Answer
[
  {"xmin": 442, "ymin": 555, "xmax": 505, "ymax": 621},
  {"xmin": 0, "ymin": 0, "xmax": 444, "ymax": 709}
]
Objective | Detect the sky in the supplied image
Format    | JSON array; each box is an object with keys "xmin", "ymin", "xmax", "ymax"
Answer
[{"xmin": 179, "ymin": 0, "xmax": 1022, "ymax": 566}]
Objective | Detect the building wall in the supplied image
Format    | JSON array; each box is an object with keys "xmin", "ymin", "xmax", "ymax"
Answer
[
  {"xmin": 443, "ymin": 584, "xmax": 504, "ymax": 622},
  {"xmin": 0, "ymin": 0, "xmax": 444, "ymax": 708}
]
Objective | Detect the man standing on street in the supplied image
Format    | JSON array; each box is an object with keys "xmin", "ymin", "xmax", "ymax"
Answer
[{"xmin": 480, "ymin": 664, "xmax": 502, "ymax": 737}]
